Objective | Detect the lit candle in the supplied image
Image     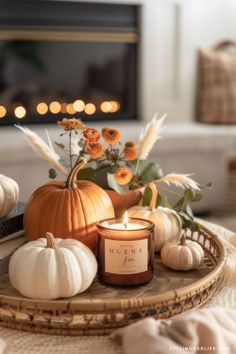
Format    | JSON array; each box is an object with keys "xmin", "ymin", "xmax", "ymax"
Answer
[
  {"xmin": 97, "ymin": 212, "xmax": 155, "ymax": 286},
  {"xmin": 104, "ymin": 212, "xmax": 143, "ymax": 230}
]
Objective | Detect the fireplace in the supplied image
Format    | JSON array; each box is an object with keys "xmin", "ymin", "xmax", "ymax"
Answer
[{"xmin": 0, "ymin": 1, "xmax": 139, "ymax": 125}]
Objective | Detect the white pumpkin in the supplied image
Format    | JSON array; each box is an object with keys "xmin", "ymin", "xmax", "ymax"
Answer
[
  {"xmin": 0, "ymin": 174, "xmax": 19, "ymax": 218},
  {"xmin": 9, "ymin": 232, "xmax": 98, "ymax": 300},
  {"xmin": 161, "ymin": 234, "xmax": 204, "ymax": 271},
  {"xmin": 128, "ymin": 185, "xmax": 182, "ymax": 252}
]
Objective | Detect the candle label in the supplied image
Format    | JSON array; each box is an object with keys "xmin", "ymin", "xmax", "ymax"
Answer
[{"xmin": 104, "ymin": 239, "xmax": 148, "ymax": 275}]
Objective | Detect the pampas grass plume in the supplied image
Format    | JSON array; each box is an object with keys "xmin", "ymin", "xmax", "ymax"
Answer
[{"xmin": 15, "ymin": 125, "xmax": 67, "ymax": 175}]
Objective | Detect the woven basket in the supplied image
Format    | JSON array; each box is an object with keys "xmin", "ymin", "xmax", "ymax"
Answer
[{"xmin": 0, "ymin": 225, "xmax": 226, "ymax": 336}]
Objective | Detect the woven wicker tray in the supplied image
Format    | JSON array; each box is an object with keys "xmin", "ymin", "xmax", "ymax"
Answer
[{"xmin": 0, "ymin": 225, "xmax": 226, "ymax": 336}]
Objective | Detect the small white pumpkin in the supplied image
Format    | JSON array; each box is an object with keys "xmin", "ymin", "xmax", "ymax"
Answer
[
  {"xmin": 161, "ymin": 233, "xmax": 204, "ymax": 271},
  {"xmin": 128, "ymin": 184, "xmax": 182, "ymax": 252},
  {"xmin": 9, "ymin": 232, "xmax": 98, "ymax": 300},
  {"xmin": 0, "ymin": 174, "xmax": 19, "ymax": 218}
]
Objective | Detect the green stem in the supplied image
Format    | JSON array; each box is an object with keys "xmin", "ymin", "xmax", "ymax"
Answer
[
  {"xmin": 97, "ymin": 157, "xmax": 107, "ymax": 164},
  {"xmin": 74, "ymin": 141, "xmax": 87, "ymax": 167}
]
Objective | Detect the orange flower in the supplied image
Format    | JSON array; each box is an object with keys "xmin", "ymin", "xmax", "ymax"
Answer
[
  {"xmin": 83, "ymin": 128, "xmax": 101, "ymax": 144},
  {"xmin": 123, "ymin": 141, "xmax": 137, "ymax": 161},
  {"xmin": 86, "ymin": 143, "xmax": 104, "ymax": 159},
  {"xmin": 114, "ymin": 167, "xmax": 133, "ymax": 185},
  {"xmin": 57, "ymin": 118, "xmax": 86, "ymax": 131},
  {"xmin": 102, "ymin": 127, "xmax": 121, "ymax": 145},
  {"xmin": 125, "ymin": 141, "xmax": 136, "ymax": 149}
]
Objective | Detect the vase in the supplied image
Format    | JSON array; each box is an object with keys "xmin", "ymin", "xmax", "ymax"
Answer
[{"xmin": 105, "ymin": 189, "xmax": 142, "ymax": 217}]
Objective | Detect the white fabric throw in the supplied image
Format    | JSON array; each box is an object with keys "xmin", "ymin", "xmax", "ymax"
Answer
[
  {"xmin": 112, "ymin": 307, "xmax": 236, "ymax": 354},
  {"xmin": 0, "ymin": 339, "xmax": 7, "ymax": 354}
]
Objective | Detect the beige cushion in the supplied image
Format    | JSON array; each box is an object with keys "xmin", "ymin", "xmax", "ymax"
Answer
[{"xmin": 196, "ymin": 47, "xmax": 236, "ymax": 123}]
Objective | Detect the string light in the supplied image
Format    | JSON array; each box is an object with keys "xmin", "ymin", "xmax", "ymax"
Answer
[
  {"xmin": 110, "ymin": 101, "xmax": 120, "ymax": 113},
  {"xmin": 73, "ymin": 99, "xmax": 85, "ymax": 112},
  {"xmin": 0, "ymin": 105, "xmax": 6, "ymax": 118},
  {"xmin": 100, "ymin": 101, "xmax": 120, "ymax": 113},
  {"xmin": 60, "ymin": 103, "xmax": 67, "ymax": 113},
  {"xmin": 14, "ymin": 106, "xmax": 26, "ymax": 119},
  {"xmin": 49, "ymin": 101, "xmax": 61, "ymax": 114},
  {"xmin": 84, "ymin": 103, "xmax": 96, "ymax": 115},
  {"xmin": 66, "ymin": 103, "xmax": 76, "ymax": 114},
  {"xmin": 36, "ymin": 102, "xmax": 48, "ymax": 115},
  {"xmin": 100, "ymin": 101, "xmax": 112, "ymax": 113}
]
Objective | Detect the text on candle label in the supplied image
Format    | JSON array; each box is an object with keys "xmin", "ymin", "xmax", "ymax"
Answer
[{"xmin": 104, "ymin": 239, "xmax": 148, "ymax": 274}]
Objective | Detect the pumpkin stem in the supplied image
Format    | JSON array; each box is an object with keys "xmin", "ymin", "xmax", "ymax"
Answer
[
  {"xmin": 148, "ymin": 183, "xmax": 158, "ymax": 210},
  {"xmin": 65, "ymin": 159, "xmax": 87, "ymax": 189},
  {"xmin": 180, "ymin": 231, "xmax": 187, "ymax": 246},
  {"xmin": 46, "ymin": 232, "xmax": 56, "ymax": 249}
]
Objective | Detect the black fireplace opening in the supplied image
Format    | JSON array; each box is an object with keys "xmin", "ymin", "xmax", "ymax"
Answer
[{"xmin": 0, "ymin": 1, "xmax": 139, "ymax": 125}]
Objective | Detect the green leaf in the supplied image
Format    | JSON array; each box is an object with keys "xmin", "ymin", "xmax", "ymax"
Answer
[
  {"xmin": 160, "ymin": 197, "xmax": 172, "ymax": 209},
  {"xmin": 107, "ymin": 173, "xmax": 129, "ymax": 195},
  {"xmin": 142, "ymin": 186, "xmax": 152, "ymax": 206},
  {"xmin": 174, "ymin": 197, "xmax": 185, "ymax": 211},
  {"xmin": 203, "ymin": 181, "xmax": 213, "ymax": 188},
  {"xmin": 184, "ymin": 189, "xmax": 195, "ymax": 202},
  {"xmin": 128, "ymin": 160, "xmax": 163, "ymax": 184},
  {"xmin": 186, "ymin": 203, "xmax": 194, "ymax": 218},
  {"xmin": 93, "ymin": 165, "xmax": 111, "ymax": 189},
  {"xmin": 179, "ymin": 216, "xmax": 192, "ymax": 230},
  {"xmin": 189, "ymin": 221, "xmax": 200, "ymax": 232},
  {"xmin": 153, "ymin": 193, "xmax": 172, "ymax": 208},
  {"xmin": 156, "ymin": 194, "xmax": 163, "ymax": 207},
  {"xmin": 54, "ymin": 142, "xmax": 65, "ymax": 151},
  {"xmin": 129, "ymin": 183, "xmax": 137, "ymax": 190},
  {"xmin": 192, "ymin": 193, "xmax": 203, "ymax": 202},
  {"xmin": 49, "ymin": 168, "xmax": 57, "ymax": 179},
  {"xmin": 59, "ymin": 159, "xmax": 70, "ymax": 169},
  {"xmin": 178, "ymin": 210, "xmax": 200, "ymax": 231},
  {"xmin": 178, "ymin": 211, "xmax": 194, "ymax": 222},
  {"xmin": 77, "ymin": 167, "xmax": 96, "ymax": 181}
]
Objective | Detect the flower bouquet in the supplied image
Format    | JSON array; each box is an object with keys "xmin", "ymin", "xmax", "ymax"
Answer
[{"xmin": 16, "ymin": 114, "xmax": 210, "ymax": 232}]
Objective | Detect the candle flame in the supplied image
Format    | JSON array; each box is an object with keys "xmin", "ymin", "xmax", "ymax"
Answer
[{"xmin": 123, "ymin": 211, "xmax": 128, "ymax": 229}]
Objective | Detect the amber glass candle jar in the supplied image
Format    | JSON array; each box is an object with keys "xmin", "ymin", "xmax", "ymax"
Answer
[{"xmin": 97, "ymin": 217, "xmax": 155, "ymax": 286}]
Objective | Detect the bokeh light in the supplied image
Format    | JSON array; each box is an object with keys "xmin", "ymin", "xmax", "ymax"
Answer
[
  {"xmin": 49, "ymin": 101, "xmax": 61, "ymax": 114},
  {"xmin": 84, "ymin": 103, "xmax": 96, "ymax": 115},
  {"xmin": 110, "ymin": 101, "xmax": 120, "ymax": 113},
  {"xmin": 15, "ymin": 106, "xmax": 26, "ymax": 119},
  {"xmin": 73, "ymin": 99, "xmax": 85, "ymax": 112},
  {"xmin": 66, "ymin": 103, "xmax": 76, "ymax": 114},
  {"xmin": 0, "ymin": 105, "xmax": 6, "ymax": 118},
  {"xmin": 100, "ymin": 101, "xmax": 112, "ymax": 113},
  {"xmin": 36, "ymin": 102, "xmax": 48, "ymax": 115},
  {"xmin": 60, "ymin": 103, "xmax": 67, "ymax": 113}
]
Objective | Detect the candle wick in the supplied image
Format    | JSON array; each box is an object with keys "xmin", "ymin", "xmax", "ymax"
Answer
[{"xmin": 124, "ymin": 222, "xmax": 127, "ymax": 229}]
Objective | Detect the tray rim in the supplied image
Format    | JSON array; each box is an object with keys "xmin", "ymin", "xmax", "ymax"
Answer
[{"xmin": 0, "ymin": 224, "xmax": 227, "ymax": 313}]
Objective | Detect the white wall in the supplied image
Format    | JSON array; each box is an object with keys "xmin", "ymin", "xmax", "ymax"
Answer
[
  {"xmin": 191, "ymin": 0, "xmax": 236, "ymax": 48},
  {"xmin": 140, "ymin": 0, "xmax": 236, "ymax": 122}
]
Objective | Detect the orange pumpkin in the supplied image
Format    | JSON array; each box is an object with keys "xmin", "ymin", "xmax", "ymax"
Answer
[{"xmin": 24, "ymin": 160, "xmax": 114, "ymax": 255}]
